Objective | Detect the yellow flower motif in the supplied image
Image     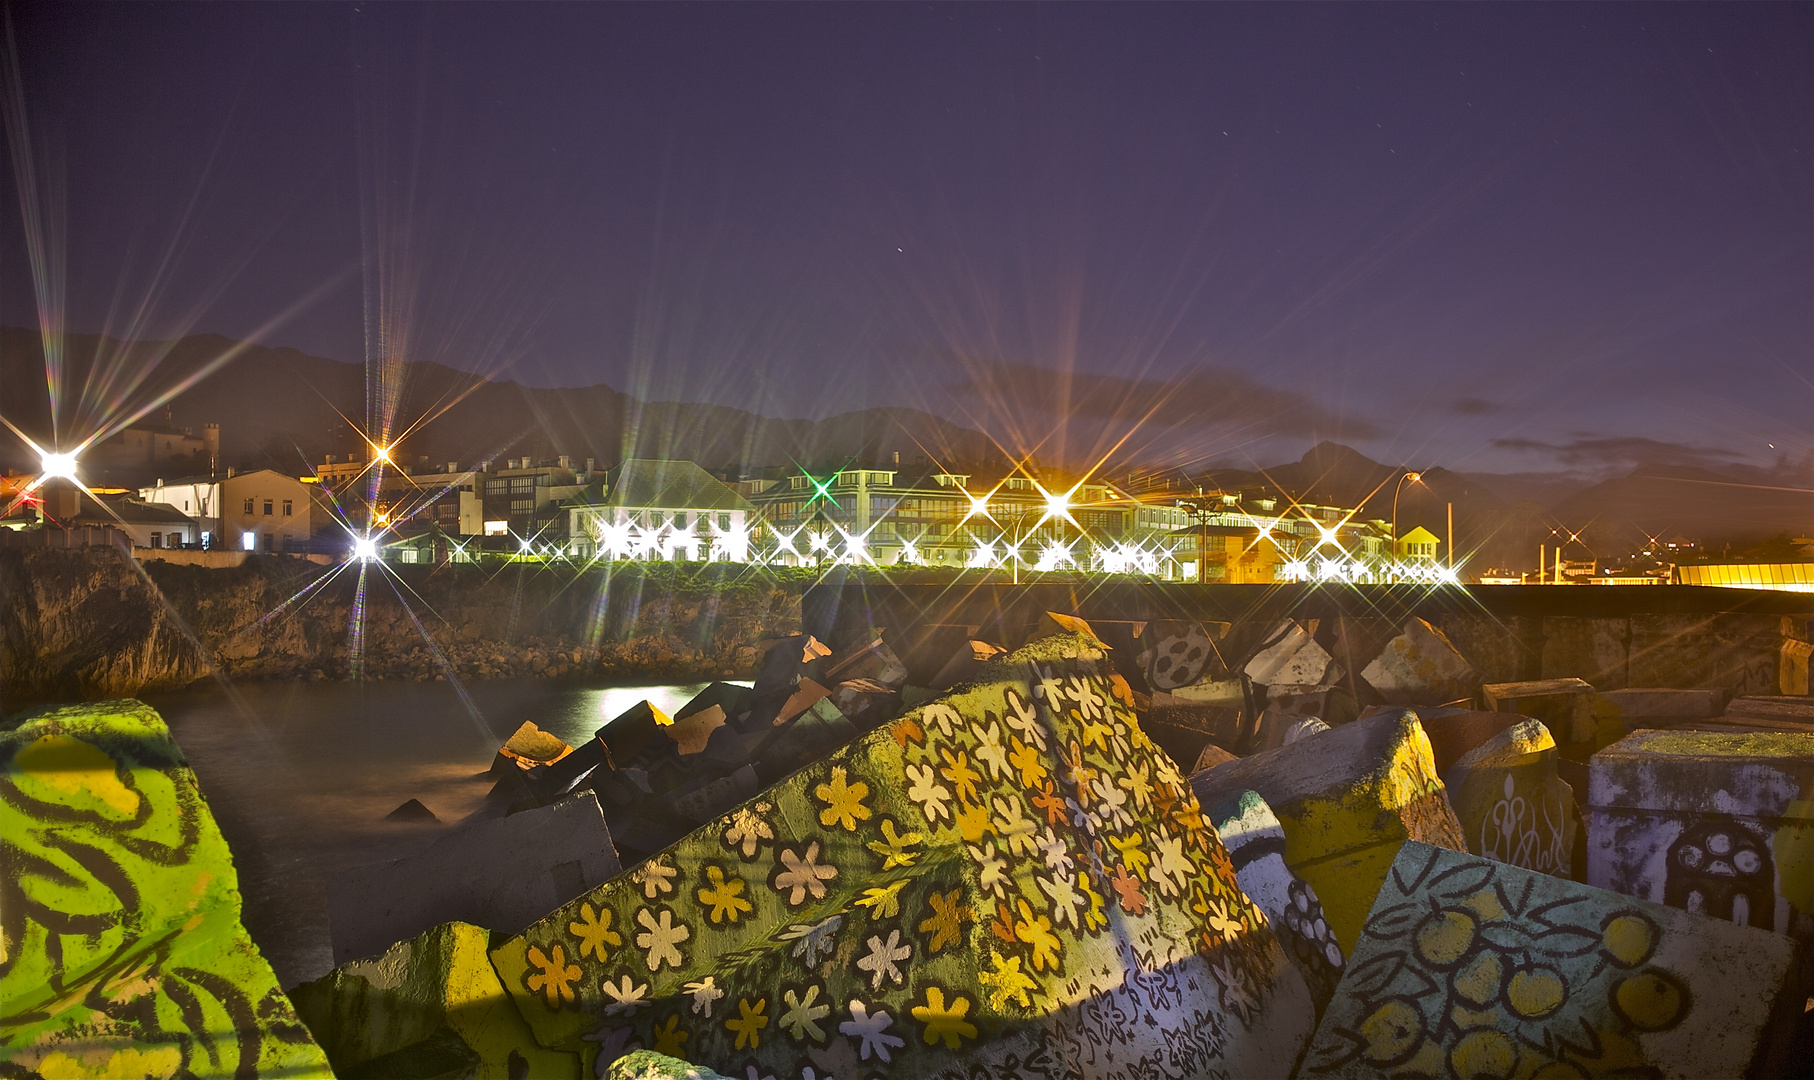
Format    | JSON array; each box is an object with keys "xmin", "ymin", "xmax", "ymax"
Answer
[
  {"xmin": 652, "ymin": 1013, "xmax": 688, "ymax": 1057},
  {"xmin": 1078, "ymin": 872, "xmax": 1109, "ymax": 932},
  {"xmin": 912, "ymin": 986, "xmax": 979, "ymax": 1049},
  {"xmin": 698, "ymin": 866, "xmax": 753, "ymax": 925},
  {"xmin": 525, "ymin": 944, "xmax": 580, "ymax": 1009},
  {"xmin": 855, "ymin": 879, "xmax": 907, "ymax": 921},
  {"xmin": 567, "ymin": 903, "xmax": 622, "ymax": 962},
  {"xmin": 979, "ymin": 949, "xmax": 1037, "ymax": 1009},
  {"xmin": 865, "ymin": 818, "xmax": 924, "ymax": 869},
  {"xmin": 815, "ymin": 766, "xmax": 873, "ymax": 831},
  {"xmin": 919, "ymin": 888, "xmax": 970, "ymax": 953},
  {"xmin": 1014, "ymin": 900, "xmax": 1063, "ymax": 972},
  {"xmin": 953, "ymin": 800, "xmax": 994, "ymax": 843},
  {"xmin": 1110, "ymin": 832, "xmax": 1150, "ymax": 879},
  {"xmin": 725, "ymin": 996, "xmax": 770, "ymax": 1050},
  {"xmin": 1007, "ymin": 737, "xmax": 1047, "ymax": 789},
  {"xmin": 939, "ymin": 748, "xmax": 982, "ymax": 804}
]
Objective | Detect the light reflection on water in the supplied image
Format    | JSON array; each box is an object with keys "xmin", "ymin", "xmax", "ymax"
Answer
[{"xmin": 146, "ymin": 678, "xmax": 742, "ymax": 988}]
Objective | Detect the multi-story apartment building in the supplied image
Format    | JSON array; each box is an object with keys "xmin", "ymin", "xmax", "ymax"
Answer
[{"xmin": 567, "ymin": 458, "xmax": 755, "ymax": 561}]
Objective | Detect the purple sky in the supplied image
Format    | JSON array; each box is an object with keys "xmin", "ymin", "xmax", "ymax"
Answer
[{"xmin": 2, "ymin": 3, "xmax": 1809, "ymax": 476}]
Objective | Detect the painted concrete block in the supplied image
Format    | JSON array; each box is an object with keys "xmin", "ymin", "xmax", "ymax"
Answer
[
  {"xmin": 1442, "ymin": 718, "xmax": 1578, "ymax": 878},
  {"xmin": 1361, "ymin": 617, "xmax": 1481, "ymax": 706},
  {"xmin": 1191, "ymin": 708, "xmax": 1467, "ymax": 955},
  {"xmin": 930, "ymin": 637, "xmax": 1007, "ymax": 689},
  {"xmin": 822, "ymin": 635, "xmax": 909, "ymax": 690},
  {"xmin": 1587, "ymin": 730, "xmax": 1814, "ymax": 956},
  {"xmin": 1627, "ymin": 613, "xmax": 1810, "ymax": 699},
  {"xmin": 1403, "ymin": 706, "xmax": 1526, "ymax": 775},
  {"xmin": 490, "ymin": 634, "xmax": 1317, "ymax": 1079},
  {"xmin": 1143, "ymin": 699, "xmax": 1247, "ymax": 768},
  {"xmin": 1483, "ymin": 677, "xmax": 1595, "ymax": 743},
  {"xmin": 492, "ymin": 720, "xmax": 575, "ymax": 776},
  {"xmin": 292, "ymin": 921, "xmax": 581, "ymax": 1079},
  {"xmin": 1597, "ymin": 687, "xmax": 1724, "ymax": 725},
  {"xmin": 1028, "ymin": 610, "xmax": 1110, "ymax": 650},
  {"xmin": 1140, "ymin": 620, "xmax": 1224, "ymax": 690},
  {"xmin": 1206, "ymin": 789, "xmax": 1347, "ymax": 1015},
  {"xmin": 1300, "ymin": 841, "xmax": 1800, "ymax": 1078},
  {"xmin": 1245, "ymin": 619, "xmax": 1335, "ymax": 689},
  {"xmin": 330, "ymin": 792, "xmax": 622, "ymax": 965},
  {"xmin": 0, "ymin": 701, "xmax": 330, "ymax": 1078}
]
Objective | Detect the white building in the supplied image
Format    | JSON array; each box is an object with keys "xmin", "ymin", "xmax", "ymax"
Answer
[
  {"xmin": 568, "ymin": 459, "xmax": 755, "ymax": 562},
  {"xmin": 142, "ymin": 469, "xmax": 313, "ymax": 552}
]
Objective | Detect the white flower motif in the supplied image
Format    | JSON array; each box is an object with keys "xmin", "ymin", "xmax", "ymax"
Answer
[
  {"xmin": 743, "ymin": 1068, "xmax": 777, "ymax": 1080},
  {"xmin": 1091, "ymin": 774, "xmax": 1133, "ymax": 829},
  {"xmin": 991, "ymin": 795, "xmax": 1040, "ymax": 857},
  {"xmin": 684, "ymin": 976, "xmax": 725, "ymax": 1016},
  {"xmin": 774, "ymin": 841, "xmax": 839, "ymax": 904},
  {"xmin": 1152, "ymin": 752, "xmax": 1184, "ymax": 788},
  {"xmin": 1066, "ymin": 676, "xmax": 1104, "ymax": 719},
  {"xmin": 724, "ymin": 805, "xmax": 776, "ymax": 859},
  {"xmin": 1038, "ymin": 873, "xmax": 1084, "ymax": 929},
  {"xmin": 855, "ymin": 929, "xmax": 911, "ymax": 990},
  {"xmin": 635, "ymin": 907, "xmax": 690, "ymax": 971},
  {"xmin": 600, "ymin": 974, "xmax": 651, "ymax": 1016},
  {"xmin": 631, "ymin": 860, "xmax": 678, "ymax": 898},
  {"xmin": 1210, "ymin": 955, "xmax": 1259, "ymax": 1026},
  {"xmin": 779, "ymin": 914, "xmax": 844, "ymax": 967},
  {"xmin": 921, "ymin": 702, "xmax": 963, "ymax": 738},
  {"xmin": 1037, "ymin": 827, "xmax": 1075, "ymax": 877},
  {"xmin": 966, "ymin": 842, "xmax": 1010, "ymax": 898},
  {"xmin": 905, "ymin": 762, "xmax": 952, "ymax": 823},
  {"xmin": 973, "ymin": 719, "xmax": 1011, "ymax": 781},
  {"xmin": 1032, "ymin": 667, "xmax": 1066, "ymax": 706},
  {"xmin": 839, "ymin": 1000, "xmax": 905, "ymax": 1063},
  {"xmin": 1065, "ymin": 796, "xmax": 1099, "ymax": 836},
  {"xmin": 1005, "ymin": 689, "xmax": 1048, "ymax": 751}
]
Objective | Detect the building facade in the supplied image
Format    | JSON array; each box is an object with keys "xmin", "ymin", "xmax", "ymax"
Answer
[{"xmin": 567, "ymin": 459, "xmax": 754, "ymax": 561}]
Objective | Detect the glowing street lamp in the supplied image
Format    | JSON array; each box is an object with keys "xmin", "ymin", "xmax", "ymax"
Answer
[
  {"xmin": 1391, "ymin": 471, "xmax": 1424, "ymax": 555},
  {"xmin": 352, "ymin": 535, "xmax": 379, "ymax": 561},
  {"xmin": 39, "ymin": 450, "xmax": 79, "ymax": 483}
]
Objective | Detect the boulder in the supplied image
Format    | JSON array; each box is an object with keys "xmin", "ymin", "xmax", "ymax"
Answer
[
  {"xmin": 1026, "ymin": 610, "xmax": 1109, "ymax": 650},
  {"xmin": 488, "ymin": 634, "xmax": 1318, "ymax": 1079},
  {"xmin": 0, "ymin": 701, "xmax": 329, "ymax": 1077},
  {"xmin": 328, "ymin": 792, "xmax": 621, "ymax": 965},
  {"xmin": 1300, "ymin": 841, "xmax": 1802, "ymax": 1078},
  {"xmin": 930, "ymin": 637, "xmax": 1007, "ymax": 689},
  {"xmin": 821, "ymin": 634, "xmax": 910, "ymax": 690},
  {"xmin": 1205, "ymin": 788, "xmax": 1346, "ymax": 1015},
  {"xmin": 1191, "ymin": 707, "xmax": 1467, "ymax": 954},
  {"xmin": 1482, "ymin": 677, "xmax": 1595, "ymax": 743},
  {"xmin": 291, "ymin": 921, "xmax": 580, "ymax": 1079},
  {"xmin": 829, "ymin": 678, "xmax": 901, "ymax": 730},
  {"xmin": 1360, "ymin": 616, "xmax": 1479, "ymax": 706},
  {"xmin": 491, "ymin": 720, "xmax": 575, "ymax": 776},
  {"xmin": 1441, "ymin": 718, "xmax": 1578, "ymax": 878},
  {"xmin": 1138, "ymin": 619, "xmax": 1228, "ymax": 691}
]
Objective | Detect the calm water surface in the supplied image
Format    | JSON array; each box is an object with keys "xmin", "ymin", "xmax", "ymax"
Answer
[{"xmin": 149, "ymin": 679, "xmax": 727, "ymax": 988}]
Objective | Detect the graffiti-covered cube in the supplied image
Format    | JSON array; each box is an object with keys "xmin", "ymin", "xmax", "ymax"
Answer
[
  {"xmin": 1586, "ymin": 730, "xmax": 1814, "ymax": 958},
  {"xmin": 1300, "ymin": 841, "xmax": 1801, "ymax": 1078}
]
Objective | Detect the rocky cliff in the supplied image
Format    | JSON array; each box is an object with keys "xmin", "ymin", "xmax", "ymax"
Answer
[{"xmin": 0, "ymin": 548, "xmax": 808, "ymax": 709}]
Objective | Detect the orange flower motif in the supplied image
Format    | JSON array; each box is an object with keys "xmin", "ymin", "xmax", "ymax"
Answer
[{"xmin": 525, "ymin": 944, "xmax": 580, "ymax": 1009}]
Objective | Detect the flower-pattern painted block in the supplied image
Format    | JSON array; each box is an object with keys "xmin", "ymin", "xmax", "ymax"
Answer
[{"xmin": 491, "ymin": 634, "xmax": 1317, "ymax": 1078}]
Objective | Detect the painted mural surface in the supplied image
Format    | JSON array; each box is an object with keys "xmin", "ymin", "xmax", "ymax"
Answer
[
  {"xmin": 1302, "ymin": 841, "xmax": 1798, "ymax": 1079},
  {"xmin": 492, "ymin": 636, "xmax": 1316, "ymax": 1079},
  {"xmin": 0, "ymin": 701, "xmax": 330, "ymax": 1079}
]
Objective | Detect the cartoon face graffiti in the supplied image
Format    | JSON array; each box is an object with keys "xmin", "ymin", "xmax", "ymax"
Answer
[
  {"xmin": 1664, "ymin": 820, "xmax": 1775, "ymax": 930},
  {"xmin": 1146, "ymin": 625, "xmax": 1219, "ymax": 690}
]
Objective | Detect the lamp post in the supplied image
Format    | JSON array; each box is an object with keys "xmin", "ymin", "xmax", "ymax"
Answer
[{"xmin": 1390, "ymin": 471, "xmax": 1423, "ymax": 559}]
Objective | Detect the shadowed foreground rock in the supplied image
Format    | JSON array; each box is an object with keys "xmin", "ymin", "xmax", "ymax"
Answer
[{"xmin": 0, "ymin": 701, "xmax": 329, "ymax": 1078}]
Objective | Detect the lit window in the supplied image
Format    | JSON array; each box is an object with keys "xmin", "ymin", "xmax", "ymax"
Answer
[
  {"xmin": 484, "ymin": 520, "xmax": 508, "ymax": 536},
  {"xmin": 244, "ymin": 498, "xmax": 255, "ymax": 514},
  {"xmin": 242, "ymin": 531, "xmax": 256, "ymax": 551}
]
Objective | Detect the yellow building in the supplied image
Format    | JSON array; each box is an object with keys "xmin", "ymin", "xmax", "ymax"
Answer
[{"xmin": 1394, "ymin": 525, "xmax": 1440, "ymax": 560}]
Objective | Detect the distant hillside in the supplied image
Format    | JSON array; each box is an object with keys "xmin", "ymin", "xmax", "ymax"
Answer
[
  {"xmin": 1548, "ymin": 462, "xmax": 1814, "ymax": 552},
  {"xmin": 0, "ymin": 328, "xmax": 1005, "ymax": 478}
]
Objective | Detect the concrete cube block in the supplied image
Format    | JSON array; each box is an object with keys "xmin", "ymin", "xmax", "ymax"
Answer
[
  {"xmin": 1140, "ymin": 620, "xmax": 1225, "ymax": 690},
  {"xmin": 1301, "ymin": 841, "xmax": 1801, "ymax": 1078},
  {"xmin": 1404, "ymin": 707, "xmax": 1526, "ymax": 775},
  {"xmin": 930, "ymin": 638, "xmax": 1007, "ymax": 689},
  {"xmin": 1245, "ymin": 619, "xmax": 1335, "ymax": 689},
  {"xmin": 329, "ymin": 792, "xmax": 621, "ymax": 965},
  {"xmin": 1597, "ymin": 687, "xmax": 1724, "ymax": 725},
  {"xmin": 1442, "ymin": 718, "xmax": 1578, "ymax": 878},
  {"xmin": 1361, "ymin": 617, "xmax": 1480, "ymax": 706},
  {"xmin": 1191, "ymin": 708, "xmax": 1467, "ymax": 954},
  {"xmin": 1483, "ymin": 677, "xmax": 1595, "ymax": 744},
  {"xmin": 1587, "ymin": 730, "xmax": 1814, "ymax": 959}
]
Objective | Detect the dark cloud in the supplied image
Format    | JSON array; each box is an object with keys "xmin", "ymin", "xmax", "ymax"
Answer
[
  {"xmin": 947, "ymin": 361, "xmax": 1378, "ymax": 441},
  {"xmin": 1490, "ymin": 436, "xmax": 1740, "ymax": 470},
  {"xmin": 1452, "ymin": 397, "xmax": 1503, "ymax": 416}
]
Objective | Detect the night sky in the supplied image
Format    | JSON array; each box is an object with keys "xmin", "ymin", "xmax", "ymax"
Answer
[{"xmin": 2, "ymin": 3, "xmax": 1809, "ymax": 476}]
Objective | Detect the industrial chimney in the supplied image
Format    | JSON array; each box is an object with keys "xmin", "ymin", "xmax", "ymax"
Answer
[{"xmin": 203, "ymin": 423, "xmax": 221, "ymax": 476}]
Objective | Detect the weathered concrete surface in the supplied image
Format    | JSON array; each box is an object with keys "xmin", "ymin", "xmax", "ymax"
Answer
[
  {"xmin": 291, "ymin": 920, "xmax": 580, "ymax": 1079},
  {"xmin": 1245, "ymin": 620, "xmax": 1335, "ymax": 689},
  {"xmin": 1409, "ymin": 707, "xmax": 1527, "ymax": 776},
  {"xmin": 1360, "ymin": 617, "xmax": 1479, "ymax": 706},
  {"xmin": 1587, "ymin": 730, "xmax": 1814, "ymax": 951},
  {"xmin": 1628, "ymin": 613, "xmax": 1811, "ymax": 697},
  {"xmin": 328, "ymin": 792, "xmax": 622, "ymax": 965},
  {"xmin": 1441, "ymin": 718, "xmax": 1577, "ymax": 878},
  {"xmin": 1205, "ymin": 788, "xmax": 1346, "ymax": 1015},
  {"xmin": 0, "ymin": 700, "xmax": 330, "ymax": 1078},
  {"xmin": 1301, "ymin": 841, "xmax": 1801, "ymax": 1079},
  {"xmin": 490, "ymin": 635, "xmax": 1317, "ymax": 1079},
  {"xmin": 1483, "ymin": 677, "xmax": 1596, "ymax": 743},
  {"xmin": 1190, "ymin": 708, "xmax": 1466, "ymax": 955},
  {"xmin": 1596, "ymin": 687, "xmax": 1724, "ymax": 725}
]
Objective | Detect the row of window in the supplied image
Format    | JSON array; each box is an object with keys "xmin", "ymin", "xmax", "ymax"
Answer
[{"xmin": 242, "ymin": 498, "xmax": 294, "ymax": 516}]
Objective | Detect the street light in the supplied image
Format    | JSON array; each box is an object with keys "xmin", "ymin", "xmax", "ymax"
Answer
[{"xmin": 1391, "ymin": 471, "xmax": 1423, "ymax": 558}]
